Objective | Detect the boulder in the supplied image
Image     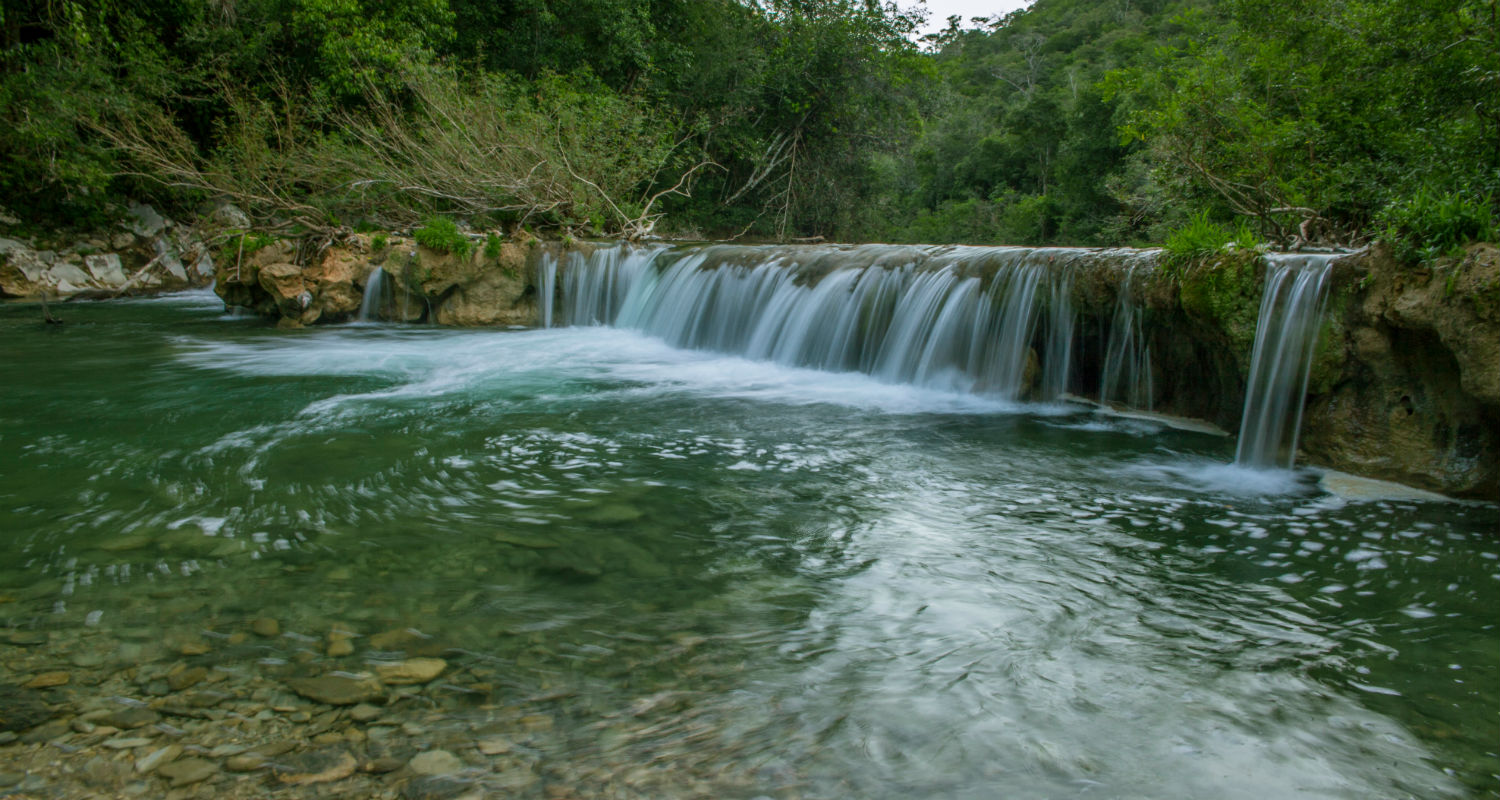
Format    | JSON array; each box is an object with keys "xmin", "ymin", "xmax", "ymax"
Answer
[
  {"xmin": 126, "ymin": 202, "xmax": 168, "ymax": 238},
  {"xmin": 0, "ymin": 238, "xmax": 47, "ymax": 297},
  {"xmin": 209, "ymin": 202, "xmax": 251, "ymax": 230},
  {"xmin": 306, "ymin": 246, "xmax": 369, "ymax": 322},
  {"xmin": 85, "ymin": 254, "xmax": 128, "ymax": 287},
  {"xmin": 259, "ymin": 262, "xmax": 314, "ymax": 320}
]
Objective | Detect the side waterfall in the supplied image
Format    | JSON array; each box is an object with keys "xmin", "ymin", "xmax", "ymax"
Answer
[
  {"xmin": 549, "ymin": 244, "xmax": 1089, "ymax": 400},
  {"xmin": 1235, "ymin": 254, "xmax": 1335, "ymax": 468},
  {"xmin": 358, "ymin": 266, "xmax": 385, "ymax": 321}
]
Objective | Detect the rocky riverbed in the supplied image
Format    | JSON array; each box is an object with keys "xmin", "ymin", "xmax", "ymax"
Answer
[{"xmin": 0, "ymin": 615, "xmax": 772, "ymax": 800}]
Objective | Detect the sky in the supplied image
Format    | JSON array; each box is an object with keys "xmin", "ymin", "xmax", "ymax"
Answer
[{"xmin": 908, "ymin": 0, "xmax": 1034, "ymax": 38}]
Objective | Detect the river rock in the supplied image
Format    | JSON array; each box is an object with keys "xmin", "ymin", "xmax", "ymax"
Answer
[
  {"xmin": 408, "ymin": 749, "xmax": 464, "ymax": 776},
  {"xmin": 251, "ymin": 617, "xmax": 280, "ymax": 637},
  {"xmin": 374, "ymin": 657, "xmax": 446, "ymax": 685},
  {"xmin": 24, "ymin": 671, "xmax": 69, "ymax": 689},
  {"xmin": 225, "ymin": 753, "xmax": 267, "ymax": 772},
  {"xmin": 348, "ymin": 703, "xmax": 382, "ymax": 723},
  {"xmin": 135, "ymin": 744, "xmax": 182, "ymax": 774},
  {"xmin": 100, "ymin": 707, "xmax": 160, "ymax": 729},
  {"xmin": 403, "ymin": 775, "xmax": 483, "ymax": 800},
  {"xmin": 167, "ymin": 666, "xmax": 207, "ymax": 691},
  {"xmin": 0, "ymin": 686, "xmax": 53, "ymax": 732},
  {"xmin": 157, "ymin": 757, "xmax": 216, "ymax": 787},
  {"xmin": 273, "ymin": 748, "xmax": 357, "ymax": 785},
  {"xmin": 285, "ymin": 674, "xmax": 383, "ymax": 706}
]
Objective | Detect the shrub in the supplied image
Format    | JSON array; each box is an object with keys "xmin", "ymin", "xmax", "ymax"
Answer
[
  {"xmin": 371, "ymin": 232, "xmax": 388, "ymax": 251},
  {"xmin": 413, "ymin": 216, "xmax": 471, "ymax": 256},
  {"xmin": 1161, "ymin": 212, "xmax": 1256, "ymax": 270},
  {"xmin": 1378, "ymin": 188, "xmax": 1496, "ymax": 264},
  {"xmin": 483, "ymin": 232, "xmax": 503, "ymax": 259}
]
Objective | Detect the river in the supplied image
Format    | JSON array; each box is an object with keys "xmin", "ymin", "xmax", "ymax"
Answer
[{"xmin": 1, "ymin": 289, "xmax": 1495, "ymax": 798}]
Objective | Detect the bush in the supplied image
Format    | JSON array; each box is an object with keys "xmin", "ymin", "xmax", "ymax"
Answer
[
  {"xmin": 483, "ymin": 232, "xmax": 503, "ymax": 259},
  {"xmin": 1162, "ymin": 211, "xmax": 1257, "ymax": 269},
  {"xmin": 1378, "ymin": 189, "xmax": 1496, "ymax": 264},
  {"xmin": 371, "ymin": 232, "xmax": 388, "ymax": 251},
  {"xmin": 413, "ymin": 216, "xmax": 471, "ymax": 256}
]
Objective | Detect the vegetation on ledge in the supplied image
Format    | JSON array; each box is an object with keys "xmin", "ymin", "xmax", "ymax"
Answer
[{"xmin": 0, "ymin": 0, "xmax": 1494, "ymax": 255}]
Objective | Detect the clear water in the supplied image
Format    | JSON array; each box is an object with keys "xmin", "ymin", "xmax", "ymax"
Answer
[{"xmin": 1, "ymin": 292, "xmax": 1496, "ymax": 798}]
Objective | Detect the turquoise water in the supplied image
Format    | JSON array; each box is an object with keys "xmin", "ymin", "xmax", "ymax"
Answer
[{"xmin": 1, "ymin": 292, "xmax": 1496, "ymax": 798}]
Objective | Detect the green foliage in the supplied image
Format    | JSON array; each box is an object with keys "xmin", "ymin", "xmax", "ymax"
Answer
[
  {"xmin": 1378, "ymin": 189, "xmax": 1496, "ymax": 264},
  {"xmin": 1162, "ymin": 212, "xmax": 1258, "ymax": 269},
  {"xmin": 483, "ymin": 233, "xmax": 503, "ymax": 260},
  {"xmin": 1, "ymin": 0, "xmax": 1494, "ymax": 254},
  {"xmin": 371, "ymin": 233, "xmax": 388, "ymax": 251},
  {"xmin": 413, "ymin": 216, "xmax": 471, "ymax": 256}
]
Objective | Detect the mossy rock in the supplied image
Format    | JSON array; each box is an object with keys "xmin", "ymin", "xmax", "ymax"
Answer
[{"xmin": 1177, "ymin": 251, "xmax": 1263, "ymax": 358}]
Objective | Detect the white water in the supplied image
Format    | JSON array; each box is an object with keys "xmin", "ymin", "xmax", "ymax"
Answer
[
  {"xmin": 546, "ymin": 244, "xmax": 1085, "ymax": 401},
  {"xmin": 1235, "ymin": 254, "xmax": 1335, "ymax": 468},
  {"xmin": 358, "ymin": 266, "xmax": 385, "ymax": 321}
]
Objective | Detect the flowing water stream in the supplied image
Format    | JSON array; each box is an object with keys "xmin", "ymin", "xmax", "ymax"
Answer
[{"xmin": 0, "ymin": 289, "xmax": 1496, "ymax": 798}]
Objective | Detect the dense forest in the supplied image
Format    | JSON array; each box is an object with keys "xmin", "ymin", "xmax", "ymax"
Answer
[{"xmin": 1, "ymin": 0, "xmax": 1495, "ymax": 256}]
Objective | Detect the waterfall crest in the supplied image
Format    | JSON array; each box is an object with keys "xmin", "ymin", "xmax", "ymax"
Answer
[
  {"xmin": 546, "ymin": 244, "xmax": 1094, "ymax": 400},
  {"xmin": 1235, "ymin": 254, "xmax": 1335, "ymax": 468}
]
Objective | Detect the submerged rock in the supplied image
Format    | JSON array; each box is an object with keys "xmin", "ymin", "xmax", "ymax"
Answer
[
  {"xmin": 285, "ymin": 674, "xmax": 383, "ymax": 706},
  {"xmin": 0, "ymin": 686, "xmax": 54, "ymax": 732}
]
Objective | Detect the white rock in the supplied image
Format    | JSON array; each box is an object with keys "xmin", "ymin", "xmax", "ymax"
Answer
[
  {"xmin": 127, "ymin": 203, "xmax": 167, "ymax": 237},
  {"xmin": 85, "ymin": 254, "xmax": 127, "ymax": 286}
]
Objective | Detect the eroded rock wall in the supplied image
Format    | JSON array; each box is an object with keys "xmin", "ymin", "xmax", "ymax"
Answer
[
  {"xmin": 1299, "ymin": 245, "xmax": 1500, "ymax": 497},
  {"xmin": 211, "ymin": 233, "xmax": 540, "ymax": 328}
]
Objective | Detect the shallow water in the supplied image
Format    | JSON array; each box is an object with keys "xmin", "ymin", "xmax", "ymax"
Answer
[{"xmin": 1, "ymin": 293, "xmax": 1496, "ymax": 798}]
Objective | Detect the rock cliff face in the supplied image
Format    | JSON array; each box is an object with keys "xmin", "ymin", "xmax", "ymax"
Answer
[{"xmin": 1299, "ymin": 245, "xmax": 1499, "ymax": 497}]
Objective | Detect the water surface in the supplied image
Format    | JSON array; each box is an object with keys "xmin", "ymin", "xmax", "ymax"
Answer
[{"xmin": 1, "ymin": 293, "xmax": 1496, "ymax": 798}]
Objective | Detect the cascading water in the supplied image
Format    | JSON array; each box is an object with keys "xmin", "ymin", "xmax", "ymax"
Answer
[
  {"xmin": 1099, "ymin": 263, "xmax": 1153, "ymax": 410},
  {"xmin": 549, "ymin": 244, "xmax": 1086, "ymax": 401},
  {"xmin": 1234, "ymin": 254, "xmax": 1336, "ymax": 468},
  {"xmin": 358, "ymin": 266, "xmax": 385, "ymax": 322},
  {"xmin": 537, "ymin": 257, "xmax": 558, "ymax": 328}
]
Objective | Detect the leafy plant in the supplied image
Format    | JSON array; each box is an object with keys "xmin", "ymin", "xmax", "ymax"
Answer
[
  {"xmin": 1378, "ymin": 188, "xmax": 1496, "ymax": 265},
  {"xmin": 413, "ymin": 216, "xmax": 471, "ymax": 257},
  {"xmin": 371, "ymin": 232, "xmax": 388, "ymax": 251},
  {"xmin": 483, "ymin": 232, "xmax": 503, "ymax": 259},
  {"xmin": 1162, "ymin": 211, "xmax": 1235, "ymax": 268}
]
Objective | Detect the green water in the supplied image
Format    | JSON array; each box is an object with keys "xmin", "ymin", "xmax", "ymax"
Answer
[{"xmin": 1, "ymin": 293, "xmax": 1496, "ymax": 798}]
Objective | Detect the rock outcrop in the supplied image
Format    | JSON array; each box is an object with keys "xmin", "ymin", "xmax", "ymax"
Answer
[
  {"xmin": 0, "ymin": 204, "xmax": 214, "ymax": 299},
  {"xmin": 1299, "ymin": 244, "xmax": 1499, "ymax": 496},
  {"xmin": 213, "ymin": 232, "xmax": 538, "ymax": 328}
]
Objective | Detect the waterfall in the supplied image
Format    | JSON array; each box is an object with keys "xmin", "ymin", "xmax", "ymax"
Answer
[
  {"xmin": 358, "ymin": 266, "xmax": 385, "ymax": 322},
  {"xmin": 537, "ymin": 256, "xmax": 558, "ymax": 327},
  {"xmin": 1099, "ymin": 264, "xmax": 1153, "ymax": 410},
  {"xmin": 1235, "ymin": 254, "xmax": 1335, "ymax": 468},
  {"xmin": 558, "ymin": 244, "xmax": 1085, "ymax": 401}
]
